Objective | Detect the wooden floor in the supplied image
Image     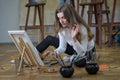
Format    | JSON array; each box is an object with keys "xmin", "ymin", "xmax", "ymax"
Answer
[{"xmin": 0, "ymin": 43, "xmax": 120, "ymax": 80}]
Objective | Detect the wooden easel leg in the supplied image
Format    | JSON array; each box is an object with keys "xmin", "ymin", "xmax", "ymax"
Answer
[{"xmin": 18, "ymin": 47, "xmax": 26, "ymax": 74}]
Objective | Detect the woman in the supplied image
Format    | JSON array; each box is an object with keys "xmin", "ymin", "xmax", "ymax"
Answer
[{"xmin": 36, "ymin": 3, "xmax": 95, "ymax": 66}]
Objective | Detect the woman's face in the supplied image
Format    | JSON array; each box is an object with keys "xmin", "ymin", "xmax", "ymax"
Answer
[{"xmin": 57, "ymin": 12, "xmax": 69, "ymax": 28}]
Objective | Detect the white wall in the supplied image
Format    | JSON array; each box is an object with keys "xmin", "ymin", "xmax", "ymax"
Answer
[{"xmin": 0, "ymin": 0, "xmax": 20, "ymax": 43}]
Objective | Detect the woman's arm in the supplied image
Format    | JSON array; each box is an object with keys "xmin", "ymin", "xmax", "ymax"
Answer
[
  {"xmin": 72, "ymin": 25, "xmax": 89, "ymax": 56},
  {"xmin": 54, "ymin": 32, "xmax": 67, "ymax": 54}
]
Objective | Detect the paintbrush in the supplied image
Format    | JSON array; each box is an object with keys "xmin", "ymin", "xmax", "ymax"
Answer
[
  {"xmin": 52, "ymin": 56, "xmax": 64, "ymax": 66},
  {"xmin": 70, "ymin": 55, "xmax": 76, "ymax": 67},
  {"xmin": 52, "ymin": 52, "xmax": 66, "ymax": 66},
  {"xmin": 57, "ymin": 54, "xmax": 66, "ymax": 66}
]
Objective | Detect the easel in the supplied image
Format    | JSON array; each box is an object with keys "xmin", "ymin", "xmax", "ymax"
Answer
[
  {"xmin": 17, "ymin": 37, "xmax": 40, "ymax": 74},
  {"xmin": 107, "ymin": 0, "xmax": 120, "ymax": 46},
  {"xmin": 76, "ymin": 0, "xmax": 110, "ymax": 48},
  {"xmin": 25, "ymin": 3, "xmax": 45, "ymax": 42},
  {"xmin": 17, "ymin": 37, "xmax": 59, "ymax": 74}
]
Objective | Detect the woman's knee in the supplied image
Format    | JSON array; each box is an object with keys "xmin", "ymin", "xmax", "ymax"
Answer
[{"xmin": 45, "ymin": 35, "xmax": 57, "ymax": 41}]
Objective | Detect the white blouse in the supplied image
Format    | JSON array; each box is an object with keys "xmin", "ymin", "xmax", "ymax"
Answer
[{"xmin": 54, "ymin": 25, "xmax": 95, "ymax": 56}]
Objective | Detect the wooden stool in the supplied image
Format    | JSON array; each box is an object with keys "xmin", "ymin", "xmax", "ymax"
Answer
[
  {"xmin": 77, "ymin": 0, "xmax": 110, "ymax": 48},
  {"xmin": 107, "ymin": 0, "xmax": 120, "ymax": 46},
  {"xmin": 25, "ymin": 3, "xmax": 45, "ymax": 41}
]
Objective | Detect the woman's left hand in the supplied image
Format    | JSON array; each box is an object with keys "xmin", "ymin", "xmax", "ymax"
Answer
[
  {"xmin": 71, "ymin": 24, "xmax": 80, "ymax": 42},
  {"xmin": 52, "ymin": 51, "xmax": 60, "ymax": 58}
]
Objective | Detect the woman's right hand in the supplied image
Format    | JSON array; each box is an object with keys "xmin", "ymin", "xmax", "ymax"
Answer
[
  {"xmin": 43, "ymin": 51, "xmax": 60, "ymax": 59},
  {"xmin": 42, "ymin": 51, "xmax": 54, "ymax": 59}
]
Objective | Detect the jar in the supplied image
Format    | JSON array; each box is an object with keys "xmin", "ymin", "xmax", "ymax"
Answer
[
  {"xmin": 85, "ymin": 63, "xmax": 99, "ymax": 74},
  {"xmin": 59, "ymin": 66, "xmax": 74, "ymax": 78}
]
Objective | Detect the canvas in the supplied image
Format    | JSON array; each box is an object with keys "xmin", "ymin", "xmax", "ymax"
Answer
[{"xmin": 8, "ymin": 30, "xmax": 44, "ymax": 68}]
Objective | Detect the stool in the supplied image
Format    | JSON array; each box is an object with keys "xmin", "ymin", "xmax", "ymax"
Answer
[
  {"xmin": 77, "ymin": 0, "xmax": 110, "ymax": 48},
  {"xmin": 25, "ymin": 3, "xmax": 45, "ymax": 41},
  {"xmin": 107, "ymin": 0, "xmax": 120, "ymax": 46}
]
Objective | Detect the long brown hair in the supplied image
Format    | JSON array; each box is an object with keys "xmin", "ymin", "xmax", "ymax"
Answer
[{"xmin": 55, "ymin": 3, "xmax": 94, "ymax": 42}]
